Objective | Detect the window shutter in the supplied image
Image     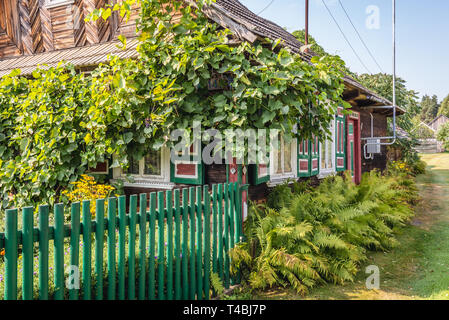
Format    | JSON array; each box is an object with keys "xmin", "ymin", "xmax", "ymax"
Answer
[
  {"xmin": 310, "ymin": 136, "xmax": 320, "ymax": 176},
  {"xmin": 335, "ymin": 110, "xmax": 347, "ymax": 172},
  {"xmin": 170, "ymin": 144, "xmax": 204, "ymax": 185},
  {"xmin": 298, "ymin": 139, "xmax": 310, "ymax": 177},
  {"xmin": 249, "ymin": 163, "xmax": 270, "ymax": 185}
]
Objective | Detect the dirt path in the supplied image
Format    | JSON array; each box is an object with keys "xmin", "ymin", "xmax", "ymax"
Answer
[{"xmin": 254, "ymin": 153, "xmax": 449, "ymax": 300}]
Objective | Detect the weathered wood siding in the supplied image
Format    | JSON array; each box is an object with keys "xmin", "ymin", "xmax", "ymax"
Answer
[{"xmin": 0, "ymin": 0, "xmax": 141, "ymax": 58}]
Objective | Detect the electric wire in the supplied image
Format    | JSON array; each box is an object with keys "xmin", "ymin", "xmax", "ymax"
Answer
[
  {"xmin": 321, "ymin": 0, "xmax": 372, "ymax": 74},
  {"xmin": 338, "ymin": 0, "xmax": 384, "ymax": 73}
]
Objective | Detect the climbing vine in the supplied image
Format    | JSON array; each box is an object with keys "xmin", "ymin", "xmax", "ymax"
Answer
[{"xmin": 0, "ymin": 0, "xmax": 350, "ymax": 209}]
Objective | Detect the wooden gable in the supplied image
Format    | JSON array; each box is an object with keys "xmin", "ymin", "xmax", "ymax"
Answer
[{"xmin": 0, "ymin": 0, "xmax": 140, "ymax": 59}]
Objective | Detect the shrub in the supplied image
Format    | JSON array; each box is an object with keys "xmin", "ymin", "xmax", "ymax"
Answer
[
  {"xmin": 231, "ymin": 171, "xmax": 417, "ymax": 295},
  {"xmin": 61, "ymin": 175, "xmax": 115, "ymax": 218}
]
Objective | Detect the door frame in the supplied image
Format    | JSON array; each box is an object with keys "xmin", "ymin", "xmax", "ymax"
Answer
[{"xmin": 346, "ymin": 111, "xmax": 362, "ymax": 184}]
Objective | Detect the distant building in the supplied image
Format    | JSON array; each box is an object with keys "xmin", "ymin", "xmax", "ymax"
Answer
[{"xmin": 428, "ymin": 115, "xmax": 449, "ymax": 132}]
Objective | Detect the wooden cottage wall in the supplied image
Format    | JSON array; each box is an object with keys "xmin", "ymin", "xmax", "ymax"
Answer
[{"xmin": 360, "ymin": 111, "xmax": 388, "ymax": 173}]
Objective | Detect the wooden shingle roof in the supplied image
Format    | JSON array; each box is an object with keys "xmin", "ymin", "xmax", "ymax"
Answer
[{"xmin": 0, "ymin": 38, "xmax": 139, "ymax": 77}]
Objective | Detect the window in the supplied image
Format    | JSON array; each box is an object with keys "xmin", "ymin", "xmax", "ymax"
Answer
[
  {"xmin": 319, "ymin": 118, "xmax": 336, "ymax": 177},
  {"xmin": 46, "ymin": 0, "xmax": 75, "ymax": 7},
  {"xmin": 270, "ymin": 134, "xmax": 297, "ymax": 182},
  {"xmin": 113, "ymin": 147, "xmax": 173, "ymax": 189}
]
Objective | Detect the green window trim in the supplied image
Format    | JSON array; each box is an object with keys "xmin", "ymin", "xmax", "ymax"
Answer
[{"xmin": 249, "ymin": 163, "xmax": 270, "ymax": 185}]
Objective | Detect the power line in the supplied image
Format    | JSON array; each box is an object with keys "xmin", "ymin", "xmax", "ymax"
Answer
[
  {"xmin": 257, "ymin": 0, "xmax": 275, "ymax": 15},
  {"xmin": 321, "ymin": 0, "xmax": 372, "ymax": 74},
  {"xmin": 338, "ymin": 0, "xmax": 384, "ymax": 73}
]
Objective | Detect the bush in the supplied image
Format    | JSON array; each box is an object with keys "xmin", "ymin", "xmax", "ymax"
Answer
[{"xmin": 230, "ymin": 171, "xmax": 418, "ymax": 295}]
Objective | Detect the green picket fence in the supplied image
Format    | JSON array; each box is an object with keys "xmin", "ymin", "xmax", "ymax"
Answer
[{"xmin": 0, "ymin": 182, "xmax": 245, "ymax": 300}]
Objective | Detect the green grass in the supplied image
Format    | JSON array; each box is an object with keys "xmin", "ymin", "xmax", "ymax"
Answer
[{"xmin": 245, "ymin": 153, "xmax": 449, "ymax": 300}]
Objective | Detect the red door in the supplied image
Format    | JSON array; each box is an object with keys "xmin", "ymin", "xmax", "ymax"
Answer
[{"xmin": 346, "ymin": 113, "xmax": 362, "ymax": 184}]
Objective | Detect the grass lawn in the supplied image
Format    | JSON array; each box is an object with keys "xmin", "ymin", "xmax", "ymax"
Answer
[{"xmin": 248, "ymin": 153, "xmax": 449, "ymax": 300}]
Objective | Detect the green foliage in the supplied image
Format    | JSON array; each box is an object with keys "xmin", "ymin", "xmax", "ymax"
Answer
[
  {"xmin": 437, "ymin": 122, "xmax": 449, "ymax": 150},
  {"xmin": 438, "ymin": 94, "xmax": 449, "ymax": 118},
  {"xmin": 0, "ymin": 0, "xmax": 350, "ymax": 209},
  {"xmin": 420, "ymin": 94, "xmax": 440, "ymax": 123},
  {"xmin": 231, "ymin": 172, "xmax": 418, "ymax": 295}
]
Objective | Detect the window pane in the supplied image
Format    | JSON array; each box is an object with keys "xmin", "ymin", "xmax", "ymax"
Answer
[
  {"xmin": 321, "ymin": 143, "xmax": 326, "ymax": 169},
  {"xmin": 144, "ymin": 149, "xmax": 162, "ymax": 176},
  {"xmin": 126, "ymin": 157, "xmax": 140, "ymax": 175},
  {"xmin": 327, "ymin": 140, "xmax": 333, "ymax": 169},
  {"xmin": 284, "ymin": 140, "xmax": 292, "ymax": 173},
  {"xmin": 275, "ymin": 141, "xmax": 282, "ymax": 174}
]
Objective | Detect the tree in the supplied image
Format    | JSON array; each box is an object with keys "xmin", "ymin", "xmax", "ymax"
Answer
[
  {"xmin": 420, "ymin": 94, "xmax": 440, "ymax": 123},
  {"xmin": 437, "ymin": 122, "xmax": 449, "ymax": 150},
  {"xmin": 292, "ymin": 29, "xmax": 355, "ymax": 78},
  {"xmin": 438, "ymin": 94, "xmax": 449, "ymax": 117}
]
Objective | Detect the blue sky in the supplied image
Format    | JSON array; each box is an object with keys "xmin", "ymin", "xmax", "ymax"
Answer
[{"xmin": 240, "ymin": 0, "xmax": 449, "ymax": 102}]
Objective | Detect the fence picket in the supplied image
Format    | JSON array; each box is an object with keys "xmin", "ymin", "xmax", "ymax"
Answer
[
  {"xmin": 181, "ymin": 188, "xmax": 189, "ymax": 300},
  {"xmin": 157, "ymin": 191, "xmax": 165, "ymax": 300},
  {"xmin": 212, "ymin": 185, "xmax": 218, "ymax": 275},
  {"xmin": 203, "ymin": 186, "xmax": 211, "ymax": 300},
  {"xmin": 174, "ymin": 189, "xmax": 181, "ymax": 300},
  {"xmin": 82, "ymin": 201, "xmax": 92, "ymax": 300},
  {"xmin": 5, "ymin": 209, "xmax": 18, "ymax": 300},
  {"xmin": 224, "ymin": 184, "xmax": 230, "ymax": 288},
  {"xmin": 54, "ymin": 204, "xmax": 65, "ymax": 300},
  {"xmin": 138, "ymin": 193, "xmax": 147, "ymax": 300},
  {"xmin": 38, "ymin": 205, "xmax": 49, "ymax": 300},
  {"xmin": 189, "ymin": 187, "xmax": 196, "ymax": 300},
  {"xmin": 107, "ymin": 198, "xmax": 116, "ymax": 300},
  {"xmin": 128, "ymin": 195, "xmax": 137, "ymax": 300},
  {"xmin": 166, "ymin": 190, "xmax": 174, "ymax": 300},
  {"xmin": 69, "ymin": 203, "xmax": 81, "ymax": 300},
  {"xmin": 196, "ymin": 186, "xmax": 203, "ymax": 300},
  {"xmin": 118, "ymin": 196, "xmax": 126, "ymax": 300},
  {"xmin": 95, "ymin": 199, "xmax": 105, "ymax": 300},
  {"xmin": 22, "ymin": 207, "xmax": 34, "ymax": 300},
  {"xmin": 217, "ymin": 184, "xmax": 224, "ymax": 282},
  {"xmin": 148, "ymin": 192, "xmax": 157, "ymax": 300}
]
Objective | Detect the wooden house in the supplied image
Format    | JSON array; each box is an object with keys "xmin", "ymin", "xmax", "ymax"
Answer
[
  {"xmin": 428, "ymin": 115, "xmax": 449, "ymax": 132},
  {"xmin": 0, "ymin": 0, "xmax": 404, "ymax": 208}
]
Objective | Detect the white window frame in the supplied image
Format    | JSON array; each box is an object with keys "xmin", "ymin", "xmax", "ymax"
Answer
[
  {"xmin": 269, "ymin": 134, "xmax": 297, "ymax": 185},
  {"xmin": 112, "ymin": 147, "xmax": 174, "ymax": 189},
  {"xmin": 319, "ymin": 115, "xmax": 336, "ymax": 179}
]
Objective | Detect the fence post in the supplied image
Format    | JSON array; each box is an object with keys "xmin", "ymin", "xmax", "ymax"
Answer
[
  {"xmin": 22, "ymin": 207, "xmax": 34, "ymax": 300},
  {"xmin": 5, "ymin": 208, "xmax": 18, "ymax": 300}
]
